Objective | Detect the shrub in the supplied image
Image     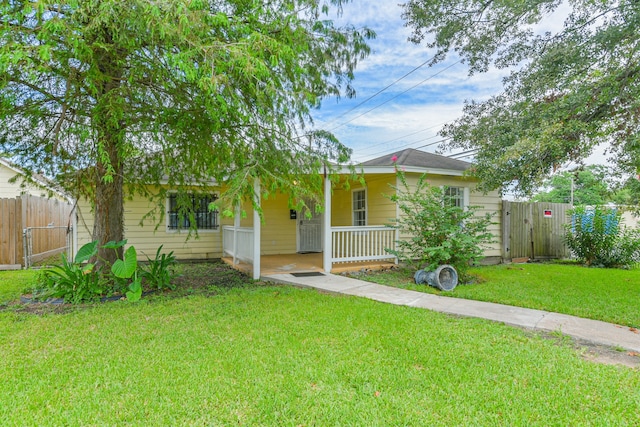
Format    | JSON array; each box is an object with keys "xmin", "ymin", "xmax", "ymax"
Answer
[
  {"xmin": 40, "ymin": 240, "xmax": 146, "ymax": 303},
  {"xmin": 140, "ymin": 245, "xmax": 177, "ymax": 291},
  {"xmin": 385, "ymin": 169, "xmax": 495, "ymax": 280},
  {"xmin": 43, "ymin": 241, "xmax": 103, "ymax": 303},
  {"xmin": 565, "ymin": 205, "xmax": 640, "ymax": 268}
]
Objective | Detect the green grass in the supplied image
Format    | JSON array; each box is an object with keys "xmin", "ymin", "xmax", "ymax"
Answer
[
  {"xmin": 1, "ymin": 280, "xmax": 640, "ymax": 425},
  {"xmin": 0, "ymin": 269, "xmax": 38, "ymax": 303},
  {"xmin": 358, "ymin": 263, "xmax": 640, "ymax": 328}
]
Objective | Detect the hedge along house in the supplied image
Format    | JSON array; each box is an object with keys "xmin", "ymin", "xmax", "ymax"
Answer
[{"xmin": 74, "ymin": 149, "xmax": 502, "ymax": 279}]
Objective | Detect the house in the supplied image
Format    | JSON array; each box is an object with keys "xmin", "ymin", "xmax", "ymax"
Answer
[
  {"xmin": 0, "ymin": 157, "xmax": 60, "ymax": 198},
  {"xmin": 74, "ymin": 149, "xmax": 502, "ymax": 279}
]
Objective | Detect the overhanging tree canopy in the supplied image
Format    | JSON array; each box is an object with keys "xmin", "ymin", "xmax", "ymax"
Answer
[
  {"xmin": 0, "ymin": 0, "xmax": 373, "ymax": 263},
  {"xmin": 403, "ymin": 0, "xmax": 640, "ymax": 196}
]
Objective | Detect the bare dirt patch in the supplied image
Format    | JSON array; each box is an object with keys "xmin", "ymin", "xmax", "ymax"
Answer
[
  {"xmin": 538, "ymin": 331, "xmax": 640, "ymax": 368},
  {"xmin": 575, "ymin": 339, "xmax": 640, "ymax": 368}
]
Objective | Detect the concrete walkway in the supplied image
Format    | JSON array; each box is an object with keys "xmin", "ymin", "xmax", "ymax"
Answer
[{"xmin": 264, "ymin": 272, "xmax": 640, "ymax": 353}]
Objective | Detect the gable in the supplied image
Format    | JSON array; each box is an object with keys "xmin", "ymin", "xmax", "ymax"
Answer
[
  {"xmin": 0, "ymin": 159, "xmax": 66, "ymax": 199},
  {"xmin": 0, "ymin": 160, "xmax": 27, "ymax": 198}
]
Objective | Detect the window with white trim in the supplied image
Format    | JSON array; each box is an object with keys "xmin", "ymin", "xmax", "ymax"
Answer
[
  {"xmin": 352, "ymin": 188, "xmax": 367, "ymax": 226},
  {"xmin": 167, "ymin": 193, "xmax": 219, "ymax": 231},
  {"xmin": 444, "ymin": 186, "xmax": 465, "ymax": 209}
]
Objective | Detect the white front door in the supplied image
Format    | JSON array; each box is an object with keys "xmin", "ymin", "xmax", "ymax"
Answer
[{"xmin": 298, "ymin": 200, "xmax": 323, "ymax": 253}]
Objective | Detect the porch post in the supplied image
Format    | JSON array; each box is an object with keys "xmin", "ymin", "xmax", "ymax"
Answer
[
  {"xmin": 253, "ymin": 178, "xmax": 261, "ymax": 280},
  {"xmin": 323, "ymin": 172, "xmax": 332, "ymax": 273}
]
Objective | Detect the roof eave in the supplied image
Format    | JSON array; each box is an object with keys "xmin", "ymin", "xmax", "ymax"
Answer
[{"xmin": 332, "ymin": 165, "xmax": 469, "ymax": 177}]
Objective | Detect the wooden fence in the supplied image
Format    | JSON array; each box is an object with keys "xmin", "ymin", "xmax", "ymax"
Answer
[
  {"xmin": 0, "ymin": 195, "xmax": 74, "ymax": 269},
  {"xmin": 502, "ymin": 201, "xmax": 571, "ymax": 261}
]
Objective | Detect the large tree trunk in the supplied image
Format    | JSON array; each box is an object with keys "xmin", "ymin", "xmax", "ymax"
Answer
[
  {"xmin": 93, "ymin": 142, "xmax": 124, "ymax": 266},
  {"xmin": 91, "ymin": 28, "xmax": 126, "ymax": 267}
]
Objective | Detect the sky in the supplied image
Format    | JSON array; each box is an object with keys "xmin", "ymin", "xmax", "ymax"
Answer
[{"xmin": 311, "ymin": 1, "xmax": 609, "ymax": 168}]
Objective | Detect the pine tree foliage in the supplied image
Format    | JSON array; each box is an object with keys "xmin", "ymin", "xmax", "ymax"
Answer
[{"xmin": 0, "ymin": 0, "xmax": 373, "ymax": 263}]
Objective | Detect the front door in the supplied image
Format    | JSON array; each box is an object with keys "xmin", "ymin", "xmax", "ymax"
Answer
[{"xmin": 298, "ymin": 200, "xmax": 323, "ymax": 253}]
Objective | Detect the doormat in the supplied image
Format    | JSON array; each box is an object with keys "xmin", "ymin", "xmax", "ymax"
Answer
[{"xmin": 291, "ymin": 272, "xmax": 325, "ymax": 277}]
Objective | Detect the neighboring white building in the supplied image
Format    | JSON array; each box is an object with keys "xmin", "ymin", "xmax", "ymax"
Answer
[{"xmin": 0, "ymin": 158, "xmax": 61, "ymax": 199}]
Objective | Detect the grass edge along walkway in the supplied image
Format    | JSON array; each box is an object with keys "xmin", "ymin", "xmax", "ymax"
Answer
[{"xmin": 265, "ymin": 271, "xmax": 640, "ymax": 354}]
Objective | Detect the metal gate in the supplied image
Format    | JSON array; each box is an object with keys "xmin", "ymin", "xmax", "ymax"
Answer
[
  {"xmin": 502, "ymin": 201, "xmax": 571, "ymax": 261},
  {"xmin": 23, "ymin": 226, "xmax": 73, "ymax": 268},
  {"xmin": 1, "ymin": 195, "xmax": 74, "ymax": 270}
]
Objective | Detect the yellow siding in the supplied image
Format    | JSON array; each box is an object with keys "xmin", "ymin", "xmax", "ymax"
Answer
[
  {"xmin": 365, "ymin": 174, "xmax": 397, "ymax": 226},
  {"xmin": 331, "ymin": 174, "xmax": 396, "ymax": 226},
  {"xmin": 77, "ymin": 188, "xmax": 302, "ymax": 259},
  {"xmin": 470, "ymin": 189, "xmax": 502, "ymax": 257},
  {"xmin": 259, "ymin": 192, "xmax": 297, "ymax": 255},
  {"xmin": 0, "ymin": 164, "xmax": 54, "ymax": 198},
  {"xmin": 76, "ymin": 194, "xmax": 231, "ymax": 260},
  {"xmin": 331, "ymin": 185, "xmax": 352, "ymax": 226},
  {"xmin": 75, "ymin": 172, "xmax": 503, "ymax": 261}
]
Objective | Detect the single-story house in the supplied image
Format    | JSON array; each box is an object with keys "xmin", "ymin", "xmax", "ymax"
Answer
[
  {"xmin": 0, "ymin": 157, "xmax": 62, "ymax": 199},
  {"xmin": 74, "ymin": 149, "xmax": 502, "ymax": 278}
]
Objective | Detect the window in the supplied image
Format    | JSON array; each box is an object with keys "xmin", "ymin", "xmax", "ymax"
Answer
[
  {"xmin": 167, "ymin": 193, "xmax": 219, "ymax": 231},
  {"xmin": 444, "ymin": 186, "xmax": 465, "ymax": 209},
  {"xmin": 352, "ymin": 188, "xmax": 367, "ymax": 226}
]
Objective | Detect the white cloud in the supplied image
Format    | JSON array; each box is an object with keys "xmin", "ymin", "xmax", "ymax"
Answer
[{"xmin": 314, "ymin": 0, "xmax": 611, "ymax": 168}]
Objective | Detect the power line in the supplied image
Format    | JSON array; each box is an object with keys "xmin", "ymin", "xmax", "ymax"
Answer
[
  {"xmin": 320, "ymin": 56, "xmax": 436, "ymax": 129},
  {"xmin": 448, "ymin": 149, "xmax": 478, "ymax": 159},
  {"xmin": 351, "ymin": 121, "xmax": 449, "ymax": 153},
  {"xmin": 353, "ymin": 137, "xmax": 452, "ymax": 163},
  {"xmin": 325, "ymin": 59, "xmax": 464, "ymax": 133},
  {"xmin": 414, "ymin": 138, "xmax": 451, "ymax": 151},
  {"xmin": 353, "ymin": 133, "xmax": 442, "ymax": 161}
]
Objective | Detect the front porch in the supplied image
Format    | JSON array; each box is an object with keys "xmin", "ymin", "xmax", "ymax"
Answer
[
  {"xmin": 221, "ymin": 175, "xmax": 399, "ymax": 279},
  {"xmin": 221, "ymin": 252, "xmax": 398, "ymax": 277}
]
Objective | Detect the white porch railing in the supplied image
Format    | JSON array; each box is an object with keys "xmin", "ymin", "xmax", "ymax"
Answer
[
  {"xmin": 331, "ymin": 226, "xmax": 397, "ymax": 263},
  {"xmin": 222, "ymin": 226, "xmax": 254, "ymax": 263}
]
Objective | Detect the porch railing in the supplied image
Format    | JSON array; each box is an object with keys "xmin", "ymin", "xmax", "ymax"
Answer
[
  {"xmin": 222, "ymin": 226, "xmax": 254, "ymax": 263},
  {"xmin": 331, "ymin": 226, "xmax": 397, "ymax": 263}
]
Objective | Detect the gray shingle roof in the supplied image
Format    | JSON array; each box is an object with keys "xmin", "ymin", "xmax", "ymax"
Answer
[{"xmin": 359, "ymin": 148, "xmax": 470, "ymax": 171}]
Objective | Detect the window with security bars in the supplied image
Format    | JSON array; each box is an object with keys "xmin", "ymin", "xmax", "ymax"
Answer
[
  {"xmin": 167, "ymin": 193, "xmax": 219, "ymax": 230},
  {"xmin": 444, "ymin": 186, "xmax": 465, "ymax": 208},
  {"xmin": 352, "ymin": 189, "xmax": 366, "ymax": 226}
]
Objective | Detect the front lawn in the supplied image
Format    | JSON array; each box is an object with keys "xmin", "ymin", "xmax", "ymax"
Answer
[
  {"xmin": 1, "ymin": 264, "xmax": 640, "ymax": 425},
  {"xmin": 358, "ymin": 263, "xmax": 640, "ymax": 328},
  {"xmin": 0, "ymin": 269, "xmax": 38, "ymax": 303}
]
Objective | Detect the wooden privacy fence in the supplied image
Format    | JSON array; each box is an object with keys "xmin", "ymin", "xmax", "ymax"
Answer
[
  {"xmin": 502, "ymin": 201, "xmax": 571, "ymax": 261},
  {"xmin": 0, "ymin": 194, "xmax": 74, "ymax": 270}
]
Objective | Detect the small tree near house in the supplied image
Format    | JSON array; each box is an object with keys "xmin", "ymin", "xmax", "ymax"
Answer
[{"xmin": 385, "ymin": 169, "xmax": 494, "ymax": 281}]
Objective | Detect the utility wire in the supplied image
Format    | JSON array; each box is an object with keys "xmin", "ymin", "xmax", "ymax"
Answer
[
  {"xmin": 319, "ymin": 56, "xmax": 436, "ymax": 129},
  {"xmin": 351, "ymin": 121, "xmax": 449, "ymax": 153},
  {"xmin": 448, "ymin": 149, "xmax": 478, "ymax": 159},
  {"xmin": 325, "ymin": 59, "xmax": 464, "ymax": 133},
  {"xmin": 354, "ymin": 133, "xmax": 440, "ymax": 159},
  {"xmin": 353, "ymin": 135, "xmax": 443, "ymax": 161},
  {"xmin": 354, "ymin": 137, "xmax": 452, "ymax": 163}
]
